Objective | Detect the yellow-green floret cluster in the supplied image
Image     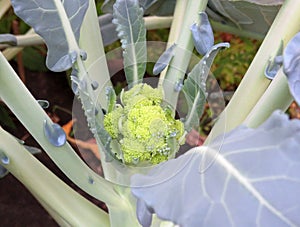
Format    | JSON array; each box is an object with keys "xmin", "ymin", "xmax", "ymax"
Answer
[{"xmin": 103, "ymin": 83, "xmax": 184, "ymax": 165}]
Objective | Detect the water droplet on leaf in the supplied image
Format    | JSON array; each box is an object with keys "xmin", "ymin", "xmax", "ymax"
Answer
[
  {"xmin": 0, "ymin": 152, "xmax": 9, "ymax": 165},
  {"xmin": 169, "ymin": 131, "xmax": 177, "ymax": 137},
  {"xmin": 91, "ymin": 81, "xmax": 99, "ymax": 90},
  {"xmin": 88, "ymin": 176, "xmax": 95, "ymax": 184},
  {"xmin": 132, "ymin": 157, "xmax": 139, "ymax": 165},
  {"xmin": 174, "ymin": 79, "xmax": 183, "ymax": 92},
  {"xmin": 80, "ymin": 50, "xmax": 87, "ymax": 60},
  {"xmin": 43, "ymin": 120, "xmax": 66, "ymax": 147},
  {"xmin": 37, "ymin": 100, "xmax": 49, "ymax": 109}
]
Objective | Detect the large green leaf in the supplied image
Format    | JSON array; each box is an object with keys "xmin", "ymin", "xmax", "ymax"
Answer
[
  {"xmin": 112, "ymin": 0, "xmax": 147, "ymax": 86},
  {"xmin": 131, "ymin": 110, "xmax": 300, "ymax": 227},
  {"xmin": 207, "ymin": 1, "xmax": 282, "ymax": 36},
  {"xmin": 11, "ymin": 0, "xmax": 89, "ymax": 71}
]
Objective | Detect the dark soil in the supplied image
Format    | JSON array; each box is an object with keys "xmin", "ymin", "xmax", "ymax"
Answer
[{"xmin": 0, "ymin": 63, "xmax": 107, "ymax": 226}]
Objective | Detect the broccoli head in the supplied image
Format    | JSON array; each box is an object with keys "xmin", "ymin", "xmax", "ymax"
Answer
[{"xmin": 104, "ymin": 83, "xmax": 184, "ymax": 165}]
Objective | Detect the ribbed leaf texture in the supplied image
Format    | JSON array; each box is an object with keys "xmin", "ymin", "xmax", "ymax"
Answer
[
  {"xmin": 112, "ymin": 0, "xmax": 147, "ymax": 86},
  {"xmin": 131, "ymin": 110, "xmax": 300, "ymax": 227},
  {"xmin": 11, "ymin": 0, "xmax": 88, "ymax": 72}
]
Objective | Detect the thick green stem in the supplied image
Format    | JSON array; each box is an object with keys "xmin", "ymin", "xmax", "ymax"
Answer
[
  {"xmin": 144, "ymin": 16, "xmax": 172, "ymax": 30},
  {"xmin": 206, "ymin": 0, "xmax": 300, "ymax": 142},
  {"xmin": 0, "ymin": 0, "xmax": 10, "ymax": 20},
  {"xmin": 79, "ymin": 0, "xmax": 111, "ymax": 107},
  {"xmin": 243, "ymin": 68, "xmax": 293, "ymax": 128},
  {"xmin": 0, "ymin": 127, "xmax": 110, "ymax": 227},
  {"xmin": 161, "ymin": 0, "xmax": 208, "ymax": 110},
  {"xmin": 158, "ymin": 0, "xmax": 189, "ymax": 88},
  {"xmin": 0, "ymin": 52, "xmax": 119, "ymax": 206},
  {"xmin": 0, "ymin": 33, "xmax": 42, "ymax": 50},
  {"xmin": 2, "ymin": 28, "xmax": 36, "ymax": 60}
]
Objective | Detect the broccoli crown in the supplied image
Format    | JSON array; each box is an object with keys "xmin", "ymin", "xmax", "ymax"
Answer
[{"xmin": 104, "ymin": 83, "xmax": 184, "ymax": 165}]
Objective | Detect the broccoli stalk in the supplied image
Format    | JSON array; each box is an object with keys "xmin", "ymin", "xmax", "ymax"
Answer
[{"xmin": 104, "ymin": 83, "xmax": 184, "ymax": 165}]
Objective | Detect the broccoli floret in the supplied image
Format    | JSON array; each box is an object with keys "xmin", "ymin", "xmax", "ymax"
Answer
[
  {"xmin": 103, "ymin": 106, "xmax": 123, "ymax": 139},
  {"xmin": 104, "ymin": 83, "xmax": 184, "ymax": 165}
]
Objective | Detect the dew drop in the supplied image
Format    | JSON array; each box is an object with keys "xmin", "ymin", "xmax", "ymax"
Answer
[
  {"xmin": 88, "ymin": 176, "xmax": 95, "ymax": 184},
  {"xmin": 91, "ymin": 81, "xmax": 99, "ymax": 90},
  {"xmin": 174, "ymin": 79, "xmax": 183, "ymax": 92},
  {"xmin": 43, "ymin": 120, "xmax": 67, "ymax": 147},
  {"xmin": 80, "ymin": 50, "xmax": 87, "ymax": 61},
  {"xmin": 0, "ymin": 152, "xmax": 9, "ymax": 165},
  {"xmin": 37, "ymin": 100, "xmax": 49, "ymax": 109},
  {"xmin": 169, "ymin": 131, "xmax": 177, "ymax": 137},
  {"xmin": 132, "ymin": 157, "xmax": 139, "ymax": 165}
]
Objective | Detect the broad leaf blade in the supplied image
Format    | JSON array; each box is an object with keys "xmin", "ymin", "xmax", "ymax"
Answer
[
  {"xmin": 11, "ymin": 0, "xmax": 89, "ymax": 71},
  {"xmin": 182, "ymin": 43, "xmax": 229, "ymax": 131},
  {"xmin": 131, "ymin": 110, "xmax": 300, "ymax": 227},
  {"xmin": 207, "ymin": 1, "xmax": 281, "ymax": 36},
  {"xmin": 113, "ymin": 0, "xmax": 147, "ymax": 86}
]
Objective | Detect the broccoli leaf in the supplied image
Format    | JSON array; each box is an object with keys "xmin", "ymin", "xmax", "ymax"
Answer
[
  {"xmin": 283, "ymin": 32, "xmax": 300, "ymax": 105},
  {"xmin": 113, "ymin": 0, "xmax": 147, "ymax": 86},
  {"xmin": 182, "ymin": 43, "xmax": 229, "ymax": 131},
  {"xmin": 131, "ymin": 110, "xmax": 300, "ymax": 227},
  {"xmin": 153, "ymin": 43, "xmax": 176, "ymax": 75},
  {"xmin": 102, "ymin": 0, "xmax": 175, "ymax": 16},
  {"xmin": 191, "ymin": 12, "xmax": 214, "ymax": 56},
  {"xmin": 10, "ymin": 0, "xmax": 89, "ymax": 71}
]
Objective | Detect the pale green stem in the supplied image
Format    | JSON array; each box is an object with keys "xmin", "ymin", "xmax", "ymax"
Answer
[
  {"xmin": 0, "ymin": 0, "xmax": 10, "ymax": 20},
  {"xmin": 0, "ymin": 127, "xmax": 110, "ymax": 227},
  {"xmin": 158, "ymin": 0, "xmax": 189, "ymax": 87},
  {"xmin": 144, "ymin": 16, "xmax": 172, "ymax": 30},
  {"xmin": 79, "ymin": 0, "xmax": 111, "ymax": 107},
  {"xmin": 108, "ymin": 187, "xmax": 141, "ymax": 227},
  {"xmin": 2, "ymin": 28, "xmax": 36, "ymax": 60},
  {"xmin": 243, "ymin": 68, "xmax": 293, "ymax": 128},
  {"xmin": 53, "ymin": 0, "xmax": 79, "ymax": 52},
  {"xmin": 0, "ymin": 33, "xmax": 43, "ymax": 49},
  {"xmin": 0, "ymin": 52, "xmax": 119, "ymax": 206},
  {"xmin": 206, "ymin": 0, "xmax": 300, "ymax": 142},
  {"xmin": 161, "ymin": 0, "xmax": 208, "ymax": 110}
]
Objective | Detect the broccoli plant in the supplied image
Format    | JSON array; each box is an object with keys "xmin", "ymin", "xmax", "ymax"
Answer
[
  {"xmin": 0, "ymin": 0, "xmax": 300, "ymax": 226},
  {"xmin": 104, "ymin": 83, "xmax": 184, "ymax": 165}
]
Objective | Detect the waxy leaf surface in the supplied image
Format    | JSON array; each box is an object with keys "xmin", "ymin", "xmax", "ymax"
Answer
[
  {"xmin": 131, "ymin": 110, "xmax": 300, "ymax": 227},
  {"xmin": 11, "ymin": 0, "xmax": 88, "ymax": 71},
  {"xmin": 113, "ymin": 0, "xmax": 147, "ymax": 86}
]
